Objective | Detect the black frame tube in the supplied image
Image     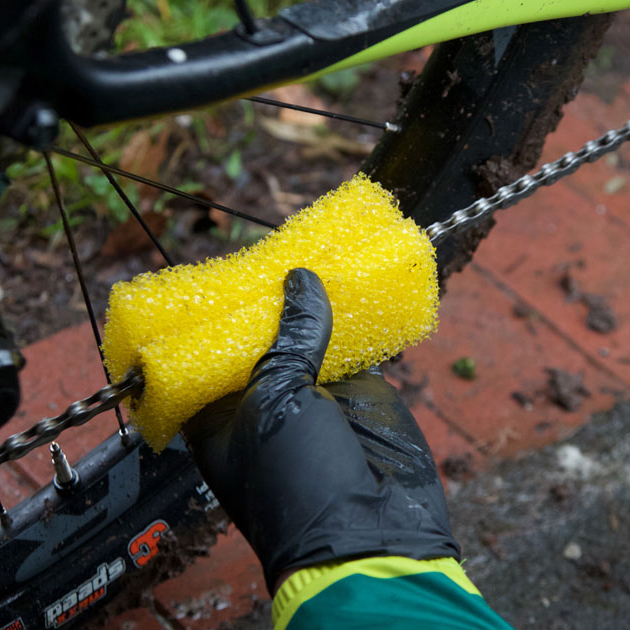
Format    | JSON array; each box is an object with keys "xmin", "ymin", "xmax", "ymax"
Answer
[{"xmin": 2, "ymin": 0, "xmax": 467, "ymax": 128}]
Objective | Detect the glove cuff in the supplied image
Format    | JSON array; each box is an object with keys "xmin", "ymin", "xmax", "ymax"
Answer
[{"xmin": 263, "ymin": 523, "xmax": 461, "ymax": 594}]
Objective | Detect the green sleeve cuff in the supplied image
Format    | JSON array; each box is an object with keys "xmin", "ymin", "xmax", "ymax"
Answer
[{"xmin": 273, "ymin": 556, "xmax": 511, "ymax": 630}]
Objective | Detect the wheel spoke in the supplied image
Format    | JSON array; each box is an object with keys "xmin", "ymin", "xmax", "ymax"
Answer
[
  {"xmin": 247, "ymin": 96, "xmax": 400, "ymax": 131},
  {"xmin": 70, "ymin": 123, "xmax": 175, "ymax": 267},
  {"xmin": 43, "ymin": 152, "xmax": 127, "ymax": 434},
  {"xmin": 50, "ymin": 146, "xmax": 278, "ymax": 229},
  {"xmin": 235, "ymin": 0, "xmax": 257, "ymax": 35}
]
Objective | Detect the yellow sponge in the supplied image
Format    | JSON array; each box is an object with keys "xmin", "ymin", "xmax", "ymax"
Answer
[{"xmin": 102, "ymin": 173, "xmax": 438, "ymax": 452}]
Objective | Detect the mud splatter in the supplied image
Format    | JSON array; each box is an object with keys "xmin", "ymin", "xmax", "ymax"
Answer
[{"xmin": 545, "ymin": 368, "xmax": 591, "ymax": 412}]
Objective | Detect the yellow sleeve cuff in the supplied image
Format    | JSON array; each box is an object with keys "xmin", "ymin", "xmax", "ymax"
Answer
[{"xmin": 272, "ymin": 556, "xmax": 479, "ymax": 630}]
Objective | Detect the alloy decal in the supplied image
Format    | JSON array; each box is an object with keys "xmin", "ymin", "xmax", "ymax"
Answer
[
  {"xmin": 44, "ymin": 558, "xmax": 125, "ymax": 628},
  {"xmin": 1, "ymin": 618, "xmax": 26, "ymax": 630}
]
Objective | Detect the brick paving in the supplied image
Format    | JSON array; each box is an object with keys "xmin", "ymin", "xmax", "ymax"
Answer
[{"xmin": 3, "ymin": 55, "xmax": 630, "ymax": 630}]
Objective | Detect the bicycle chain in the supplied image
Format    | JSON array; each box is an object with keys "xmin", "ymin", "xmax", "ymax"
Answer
[
  {"xmin": 0, "ymin": 370, "xmax": 143, "ymax": 465},
  {"xmin": 426, "ymin": 119, "xmax": 630, "ymax": 245},
  {"xmin": 1, "ymin": 119, "xmax": 629, "ymax": 464}
]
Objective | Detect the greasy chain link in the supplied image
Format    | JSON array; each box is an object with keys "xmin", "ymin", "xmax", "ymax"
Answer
[
  {"xmin": 426, "ymin": 119, "xmax": 630, "ymax": 245},
  {"xmin": 1, "ymin": 119, "xmax": 629, "ymax": 464},
  {"xmin": 0, "ymin": 370, "xmax": 143, "ymax": 464}
]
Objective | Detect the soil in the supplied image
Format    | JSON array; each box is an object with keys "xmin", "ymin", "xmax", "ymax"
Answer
[
  {"xmin": 545, "ymin": 368, "xmax": 591, "ymax": 413},
  {"xmin": 558, "ymin": 270, "xmax": 619, "ymax": 334},
  {"xmin": 449, "ymin": 400, "xmax": 630, "ymax": 630}
]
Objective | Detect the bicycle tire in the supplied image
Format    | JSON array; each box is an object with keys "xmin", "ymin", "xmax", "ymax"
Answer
[{"xmin": 0, "ymin": 8, "xmax": 615, "ymax": 630}]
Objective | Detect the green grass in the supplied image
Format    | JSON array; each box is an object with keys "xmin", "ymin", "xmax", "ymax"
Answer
[
  {"xmin": 115, "ymin": 0, "xmax": 298, "ymax": 50},
  {"xmin": 2, "ymin": 122, "xmax": 148, "ymax": 238}
]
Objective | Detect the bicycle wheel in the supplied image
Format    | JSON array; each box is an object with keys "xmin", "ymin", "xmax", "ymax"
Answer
[{"xmin": 0, "ymin": 3, "xmax": 616, "ymax": 629}]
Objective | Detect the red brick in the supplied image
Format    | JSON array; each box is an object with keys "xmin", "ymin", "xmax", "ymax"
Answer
[
  {"xmin": 0, "ymin": 322, "xmax": 124, "ymax": 488},
  {"xmin": 99, "ymin": 607, "xmax": 163, "ymax": 630},
  {"xmin": 474, "ymin": 175, "xmax": 630, "ymax": 386},
  {"xmin": 384, "ymin": 370, "xmax": 481, "ymax": 454},
  {"xmin": 537, "ymin": 90, "xmax": 630, "ymax": 219},
  {"xmin": 381, "ymin": 372, "xmax": 484, "ymax": 487},
  {"xmin": 400, "ymin": 264, "xmax": 626, "ymax": 459},
  {"xmin": 411, "ymin": 401, "xmax": 482, "ymax": 469},
  {"xmin": 154, "ymin": 525, "xmax": 267, "ymax": 629}
]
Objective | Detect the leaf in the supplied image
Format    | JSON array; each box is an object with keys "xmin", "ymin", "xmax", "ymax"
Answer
[
  {"xmin": 224, "ymin": 149, "xmax": 242, "ymax": 180},
  {"xmin": 84, "ymin": 173, "xmax": 111, "ymax": 196},
  {"xmin": 27, "ymin": 248, "xmax": 64, "ymax": 268},
  {"xmin": 258, "ymin": 116, "xmax": 374, "ymax": 159},
  {"xmin": 120, "ymin": 126, "xmax": 169, "ymax": 179},
  {"xmin": 264, "ymin": 172, "xmax": 310, "ymax": 216},
  {"xmin": 101, "ymin": 210, "xmax": 167, "ymax": 257},
  {"xmin": 156, "ymin": 0, "xmax": 172, "ymax": 20},
  {"xmin": 452, "ymin": 357, "xmax": 477, "ymax": 380},
  {"xmin": 105, "ymin": 183, "xmax": 141, "ymax": 223},
  {"xmin": 209, "ymin": 208, "xmax": 232, "ymax": 232},
  {"xmin": 119, "ymin": 127, "xmax": 170, "ymax": 206},
  {"xmin": 39, "ymin": 215, "xmax": 83, "ymax": 238},
  {"xmin": 268, "ymin": 85, "xmax": 329, "ymax": 127},
  {"xmin": 318, "ymin": 67, "xmax": 361, "ymax": 99}
]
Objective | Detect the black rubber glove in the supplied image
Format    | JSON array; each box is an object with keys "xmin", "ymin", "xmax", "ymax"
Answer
[
  {"xmin": 0, "ymin": 316, "xmax": 24, "ymax": 427},
  {"xmin": 183, "ymin": 268, "xmax": 460, "ymax": 593}
]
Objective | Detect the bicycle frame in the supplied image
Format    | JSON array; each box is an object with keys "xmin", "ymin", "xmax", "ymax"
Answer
[{"xmin": 0, "ymin": 0, "xmax": 627, "ymax": 143}]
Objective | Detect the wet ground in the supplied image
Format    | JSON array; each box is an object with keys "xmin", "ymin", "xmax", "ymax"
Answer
[{"xmin": 451, "ymin": 400, "xmax": 630, "ymax": 629}]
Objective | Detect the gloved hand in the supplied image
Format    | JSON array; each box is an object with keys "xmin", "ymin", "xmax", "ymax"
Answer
[{"xmin": 183, "ymin": 268, "xmax": 460, "ymax": 594}]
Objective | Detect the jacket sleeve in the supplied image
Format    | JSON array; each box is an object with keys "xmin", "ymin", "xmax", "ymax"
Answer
[{"xmin": 272, "ymin": 556, "xmax": 513, "ymax": 630}]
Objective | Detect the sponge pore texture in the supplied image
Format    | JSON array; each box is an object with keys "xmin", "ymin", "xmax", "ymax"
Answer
[{"xmin": 102, "ymin": 174, "xmax": 438, "ymax": 452}]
